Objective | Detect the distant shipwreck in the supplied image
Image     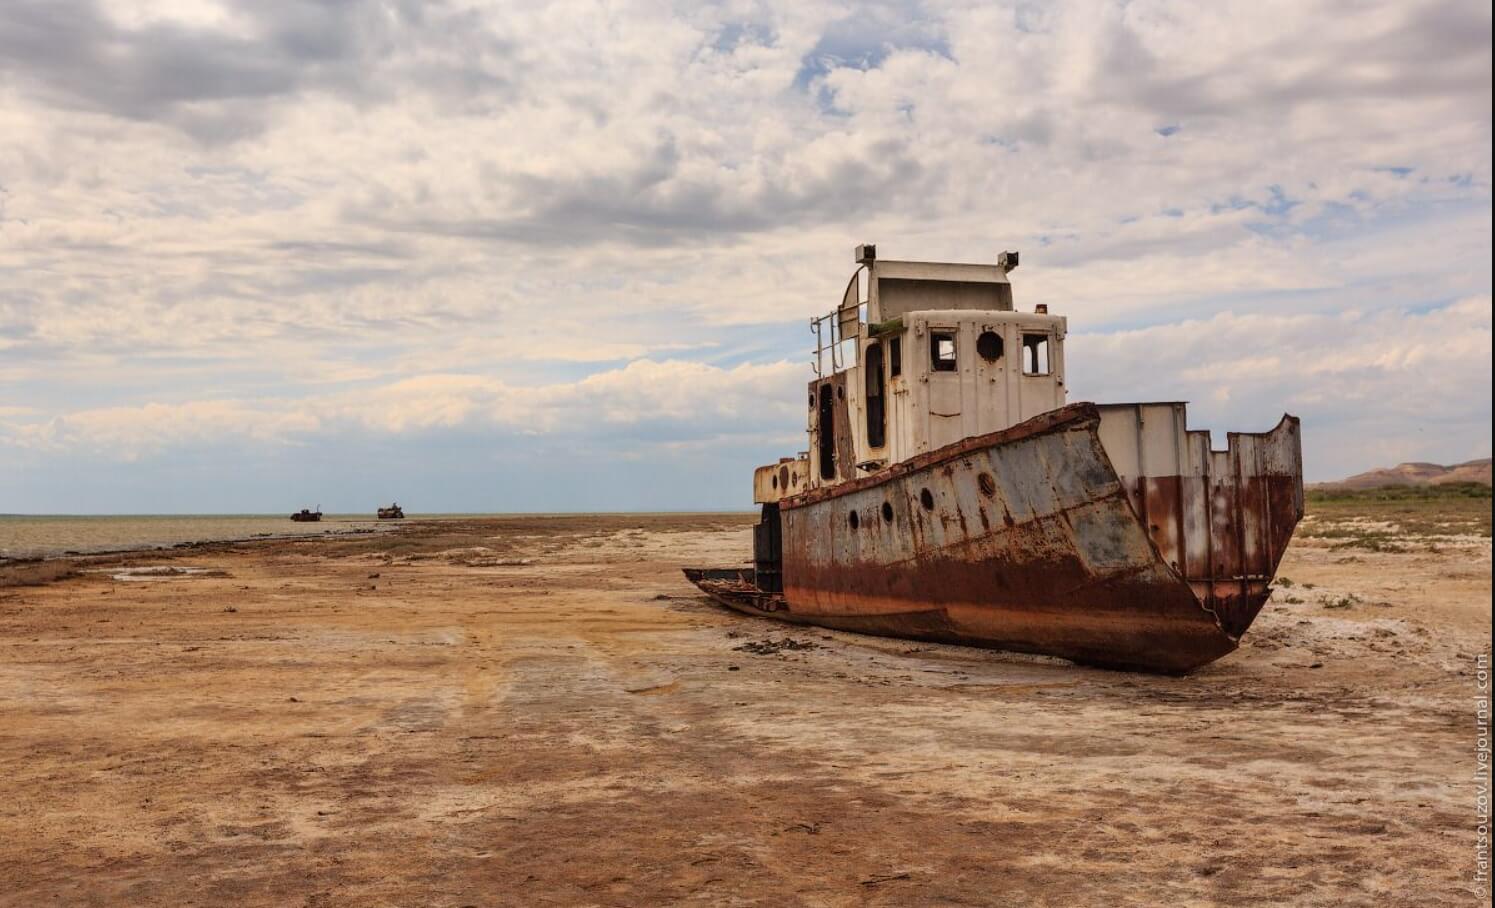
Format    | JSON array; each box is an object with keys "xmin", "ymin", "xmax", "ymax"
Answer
[{"xmin": 685, "ymin": 246, "xmax": 1304, "ymax": 673}]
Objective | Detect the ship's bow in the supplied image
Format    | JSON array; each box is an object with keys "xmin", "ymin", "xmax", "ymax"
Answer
[{"xmin": 1096, "ymin": 404, "xmax": 1304, "ymax": 644}]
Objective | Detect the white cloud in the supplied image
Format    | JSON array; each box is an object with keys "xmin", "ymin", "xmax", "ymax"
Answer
[
  {"xmin": 1070, "ymin": 295, "xmax": 1493, "ymax": 477},
  {"xmin": 8, "ymin": 293, "xmax": 1486, "ymax": 483},
  {"xmin": 0, "ymin": 358, "xmax": 807, "ymax": 459},
  {"xmin": 4, "ymin": 399, "xmax": 321, "ymax": 461},
  {"xmin": 0, "ymin": 0, "xmax": 1488, "ymax": 501}
]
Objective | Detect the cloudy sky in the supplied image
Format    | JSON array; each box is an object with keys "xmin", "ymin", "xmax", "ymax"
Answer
[{"xmin": 1, "ymin": 0, "xmax": 1490, "ymax": 514}]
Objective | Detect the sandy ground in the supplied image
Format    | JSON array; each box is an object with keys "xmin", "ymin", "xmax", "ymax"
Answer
[{"xmin": 0, "ymin": 513, "xmax": 1489, "ymax": 907}]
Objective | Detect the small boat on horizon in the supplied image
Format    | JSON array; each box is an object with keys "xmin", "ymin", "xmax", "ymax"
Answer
[
  {"xmin": 377, "ymin": 502, "xmax": 405, "ymax": 519},
  {"xmin": 290, "ymin": 506, "xmax": 323, "ymax": 523}
]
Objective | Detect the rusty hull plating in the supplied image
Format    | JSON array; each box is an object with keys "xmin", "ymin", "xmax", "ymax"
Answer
[
  {"xmin": 690, "ymin": 404, "xmax": 1301, "ymax": 672},
  {"xmin": 684, "ymin": 247, "xmax": 1304, "ymax": 673}
]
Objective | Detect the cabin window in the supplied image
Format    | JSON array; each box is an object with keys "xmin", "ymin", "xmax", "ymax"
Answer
[
  {"xmin": 864, "ymin": 342, "xmax": 886, "ymax": 448},
  {"xmin": 1022, "ymin": 334, "xmax": 1051, "ymax": 375},
  {"xmin": 817, "ymin": 383, "xmax": 836, "ymax": 480},
  {"xmin": 889, "ymin": 336, "xmax": 902, "ymax": 378},
  {"xmin": 930, "ymin": 331, "xmax": 957, "ymax": 372},
  {"xmin": 977, "ymin": 330, "xmax": 1004, "ymax": 362}
]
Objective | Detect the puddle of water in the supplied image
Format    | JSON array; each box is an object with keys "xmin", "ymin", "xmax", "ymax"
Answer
[{"xmin": 85, "ymin": 566, "xmax": 221, "ymax": 582}]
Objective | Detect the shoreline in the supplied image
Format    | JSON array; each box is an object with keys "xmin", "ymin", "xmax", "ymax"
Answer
[
  {"xmin": 0, "ymin": 512, "xmax": 758, "ymax": 580},
  {"xmin": 0, "ymin": 511, "xmax": 758, "ymax": 565},
  {"xmin": 0, "ymin": 523, "xmax": 398, "ymax": 568}
]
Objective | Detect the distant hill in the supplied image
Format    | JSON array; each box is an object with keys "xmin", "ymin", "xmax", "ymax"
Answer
[{"xmin": 1315, "ymin": 458, "xmax": 1492, "ymax": 490}]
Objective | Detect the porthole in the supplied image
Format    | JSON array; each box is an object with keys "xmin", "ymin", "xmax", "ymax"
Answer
[
  {"xmin": 977, "ymin": 330, "xmax": 1004, "ymax": 362},
  {"xmin": 977, "ymin": 473, "xmax": 997, "ymax": 497},
  {"xmin": 849, "ymin": 511, "xmax": 860, "ymax": 530},
  {"xmin": 772, "ymin": 474, "xmax": 778, "ymax": 489},
  {"xmin": 919, "ymin": 488, "xmax": 935, "ymax": 510},
  {"xmin": 779, "ymin": 465, "xmax": 789, "ymax": 490},
  {"xmin": 881, "ymin": 502, "xmax": 894, "ymax": 523}
]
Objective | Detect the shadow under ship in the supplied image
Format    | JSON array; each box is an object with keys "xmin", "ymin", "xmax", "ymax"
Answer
[{"xmin": 685, "ymin": 246, "xmax": 1303, "ymax": 673}]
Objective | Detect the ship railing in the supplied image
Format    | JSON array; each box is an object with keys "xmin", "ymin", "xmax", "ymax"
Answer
[{"xmin": 810, "ymin": 307, "xmax": 862, "ymax": 377}]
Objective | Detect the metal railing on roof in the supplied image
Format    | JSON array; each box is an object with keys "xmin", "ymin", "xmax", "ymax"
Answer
[{"xmin": 810, "ymin": 307, "xmax": 861, "ymax": 377}]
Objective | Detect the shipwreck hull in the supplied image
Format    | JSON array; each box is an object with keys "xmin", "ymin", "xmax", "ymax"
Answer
[{"xmin": 687, "ymin": 403, "xmax": 1302, "ymax": 673}]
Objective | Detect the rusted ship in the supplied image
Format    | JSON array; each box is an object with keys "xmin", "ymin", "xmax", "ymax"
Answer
[
  {"xmin": 684, "ymin": 245, "xmax": 1303, "ymax": 673},
  {"xmin": 290, "ymin": 506, "xmax": 322, "ymax": 523},
  {"xmin": 377, "ymin": 503, "xmax": 405, "ymax": 519}
]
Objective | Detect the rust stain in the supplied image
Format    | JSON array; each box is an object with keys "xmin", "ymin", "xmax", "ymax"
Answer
[
  {"xmin": 687, "ymin": 251, "xmax": 1304, "ymax": 675},
  {"xmin": 689, "ymin": 405, "xmax": 1302, "ymax": 674}
]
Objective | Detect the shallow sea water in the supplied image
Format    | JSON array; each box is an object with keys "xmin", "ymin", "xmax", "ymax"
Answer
[{"xmin": 0, "ymin": 514, "xmax": 392, "ymax": 560}]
